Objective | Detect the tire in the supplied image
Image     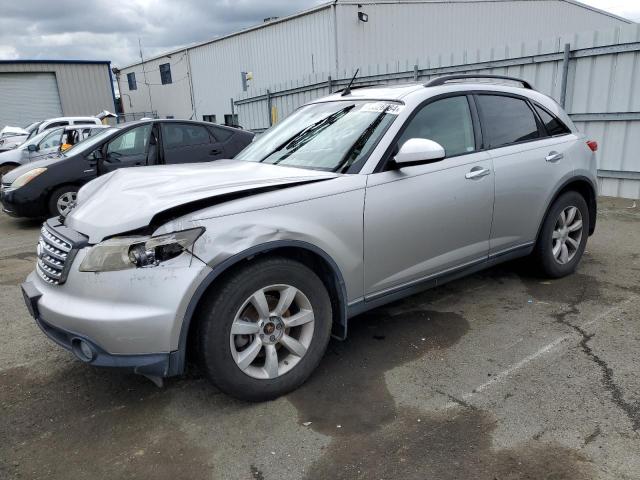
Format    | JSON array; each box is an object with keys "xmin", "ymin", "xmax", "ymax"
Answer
[
  {"xmin": 197, "ymin": 256, "xmax": 332, "ymax": 401},
  {"xmin": 48, "ymin": 186, "xmax": 78, "ymax": 217},
  {"xmin": 533, "ymin": 191, "xmax": 589, "ymax": 278},
  {"xmin": 0, "ymin": 164, "xmax": 17, "ymax": 180}
]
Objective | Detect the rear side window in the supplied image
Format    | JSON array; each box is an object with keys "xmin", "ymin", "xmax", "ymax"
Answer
[
  {"xmin": 74, "ymin": 120, "xmax": 97, "ymax": 125},
  {"xmin": 398, "ymin": 96, "xmax": 475, "ymax": 157},
  {"xmin": 162, "ymin": 123, "xmax": 211, "ymax": 149},
  {"xmin": 209, "ymin": 126, "xmax": 233, "ymax": 142},
  {"xmin": 476, "ymin": 95, "xmax": 539, "ymax": 148},
  {"xmin": 533, "ymin": 104, "xmax": 571, "ymax": 136},
  {"xmin": 47, "ymin": 121, "xmax": 69, "ymax": 128}
]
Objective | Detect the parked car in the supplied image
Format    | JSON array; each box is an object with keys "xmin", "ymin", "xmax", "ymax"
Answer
[
  {"xmin": 0, "ymin": 122, "xmax": 40, "ymax": 151},
  {"xmin": 1, "ymin": 119, "xmax": 254, "ymax": 217},
  {"xmin": 0, "ymin": 116, "xmax": 103, "ymax": 152},
  {"xmin": 0, "ymin": 125, "xmax": 111, "ymax": 177},
  {"xmin": 19, "ymin": 75, "xmax": 598, "ymax": 401}
]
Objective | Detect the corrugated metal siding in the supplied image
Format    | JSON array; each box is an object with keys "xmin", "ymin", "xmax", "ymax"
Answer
[
  {"xmin": 335, "ymin": 1, "xmax": 627, "ymax": 76},
  {"xmin": 117, "ymin": 52, "xmax": 193, "ymax": 119},
  {"xmin": 0, "ymin": 73, "xmax": 62, "ymax": 126},
  {"xmin": 188, "ymin": 7, "xmax": 335, "ymax": 123},
  {"xmin": 0, "ymin": 62, "xmax": 114, "ymax": 124},
  {"xmin": 237, "ymin": 22, "xmax": 640, "ymax": 198}
]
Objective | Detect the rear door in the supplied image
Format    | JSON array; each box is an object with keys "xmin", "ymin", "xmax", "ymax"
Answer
[
  {"xmin": 476, "ymin": 94, "xmax": 576, "ymax": 255},
  {"xmin": 101, "ymin": 124, "xmax": 153, "ymax": 173},
  {"xmin": 161, "ymin": 122, "xmax": 223, "ymax": 164}
]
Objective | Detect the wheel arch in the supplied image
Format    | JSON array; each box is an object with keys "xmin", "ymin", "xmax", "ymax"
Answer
[
  {"xmin": 536, "ymin": 176, "xmax": 597, "ymax": 242},
  {"xmin": 169, "ymin": 240, "xmax": 349, "ymax": 376}
]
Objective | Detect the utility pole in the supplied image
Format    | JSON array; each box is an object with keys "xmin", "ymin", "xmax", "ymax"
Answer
[{"xmin": 139, "ymin": 37, "xmax": 154, "ymax": 113}]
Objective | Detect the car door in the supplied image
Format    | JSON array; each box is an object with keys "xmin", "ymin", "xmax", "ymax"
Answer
[
  {"xmin": 161, "ymin": 123, "xmax": 224, "ymax": 164},
  {"xmin": 101, "ymin": 124, "xmax": 153, "ymax": 174},
  {"xmin": 363, "ymin": 94, "xmax": 494, "ymax": 297},
  {"xmin": 475, "ymin": 94, "xmax": 576, "ymax": 255},
  {"xmin": 34, "ymin": 128, "xmax": 64, "ymax": 158}
]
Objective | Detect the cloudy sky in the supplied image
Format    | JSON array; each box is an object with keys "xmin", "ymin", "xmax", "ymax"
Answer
[{"xmin": 0, "ymin": 0, "xmax": 638, "ymax": 68}]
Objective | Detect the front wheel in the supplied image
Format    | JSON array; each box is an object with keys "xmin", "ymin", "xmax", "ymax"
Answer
[
  {"xmin": 197, "ymin": 257, "xmax": 332, "ymax": 401},
  {"xmin": 48, "ymin": 186, "xmax": 78, "ymax": 217},
  {"xmin": 532, "ymin": 191, "xmax": 589, "ymax": 278}
]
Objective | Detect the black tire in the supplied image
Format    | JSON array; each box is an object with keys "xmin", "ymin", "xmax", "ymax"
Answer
[
  {"xmin": 0, "ymin": 164, "xmax": 17, "ymax": 180},
  {"xmin": 533, "ymin": 191, "xmax": 590, "ymax": 278},
  {"xmin": 48, "ymin": 185, "xmax": 78, "ymax": 217},
  {"xmin": 197, "ymin": 256, "xmax": 332, "ymax": 401}
]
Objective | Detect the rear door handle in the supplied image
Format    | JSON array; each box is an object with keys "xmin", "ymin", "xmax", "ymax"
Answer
[
  {"xmin": 545, "ymin": 151, "xmax": 564, "ymax": 162},
  {"xmin": 465, "ymin": 167, "xmax": 491, "ymax": 180},
  {"xmin": 210, "ymin": 149, "xmax": 222, "ymax": 155}
]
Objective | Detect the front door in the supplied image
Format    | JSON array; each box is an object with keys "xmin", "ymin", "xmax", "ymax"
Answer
[
  {"xmin": 101, "ymin": 124, "xmax": 153, "ymax": 174},
  {"xmin": 364, "ymin": 95, "xmax": 494, "ymax": 297}
]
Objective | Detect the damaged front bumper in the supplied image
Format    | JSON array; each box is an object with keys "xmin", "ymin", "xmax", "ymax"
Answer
[{"xmin": 22, "ymin": 242, "xmax": 211, "ymax": 381}]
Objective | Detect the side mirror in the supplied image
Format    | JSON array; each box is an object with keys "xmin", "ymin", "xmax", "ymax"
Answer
[
  {"xmin": 92, "ymin": 149, "xmax": 104, "ymax": 160},
  {"xmin": 27, "ymin": 144, "xmax": 38, "ymax": 152},
  {"xmin": 392, "ymin": 138, "xmax": 445, "ymax": 167}
]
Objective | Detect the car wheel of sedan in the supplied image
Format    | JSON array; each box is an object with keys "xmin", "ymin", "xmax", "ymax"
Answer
[
  {"xmin": 533, "ymin": 191, "xmax": 589, "ymax": 278},
  {"xmin": 197, "ymin": 257, "xmax": 332, "ymax": 401},
  {"xmin": 49, "ymin": 186, "xmax": 78, "ymax": 217}
]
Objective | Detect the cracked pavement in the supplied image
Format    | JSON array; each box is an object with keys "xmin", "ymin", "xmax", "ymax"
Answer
[{"xmin": 0, "ymin": 196, "xmax": 639, "ymax": 479}]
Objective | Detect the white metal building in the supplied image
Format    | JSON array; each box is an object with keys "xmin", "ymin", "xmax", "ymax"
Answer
[
  {"xmin": 0, "ymin": 60, "xmax": 116, "ymax": 128},
  {"xmin": 117, "ymin": 0, "xmax": 631, "ymax": 124}
]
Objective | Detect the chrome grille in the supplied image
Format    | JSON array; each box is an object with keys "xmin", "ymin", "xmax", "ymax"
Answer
[{"xmin": 37, "ymin": 225, "xmax": 73, "ymax": 285}]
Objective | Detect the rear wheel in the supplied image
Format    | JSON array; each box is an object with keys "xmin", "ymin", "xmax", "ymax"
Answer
[
  {"xmin": 197, "ymin": 257, "xmax": 332, "ymax": 401},
  {"xmin": 533, "ymin": 191, "xmax": 589, "ymax": 278},
  {"xmin": 48, "ymin": 186, "xmax": 78, "ymax": 217}
]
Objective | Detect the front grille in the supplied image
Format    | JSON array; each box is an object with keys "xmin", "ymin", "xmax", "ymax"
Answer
[{"xmin": 36, "ymin": 220, "xmax": 87, "ymax": 286}]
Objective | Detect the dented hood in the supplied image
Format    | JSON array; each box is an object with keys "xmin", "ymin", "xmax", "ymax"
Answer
[{"xmin": 66, "ymin": 159, "xmax": 338, "ymax": 243}]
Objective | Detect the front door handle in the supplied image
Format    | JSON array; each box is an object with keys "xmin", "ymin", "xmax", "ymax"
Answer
[
  {"xmin": 546, "ymin": 151, "xmax": 564, "ymax": 162},
  {"xmin": 210, "ymin": 149, "xmax": 222, "ymax": 155},
  {"xmin": 465, "ymin": 166, "xmax": 491, "ymax": 180}
]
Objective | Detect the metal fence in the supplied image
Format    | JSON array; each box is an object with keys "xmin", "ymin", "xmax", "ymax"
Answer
[{"xmin": 235, "ymin": 24, "xmax": 640, "ymax": 199}]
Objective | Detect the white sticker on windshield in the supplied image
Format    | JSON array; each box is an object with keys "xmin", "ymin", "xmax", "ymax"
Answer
[{"xmin": 360, "ymin": 102, "xmax": 403, "ymax": 115}]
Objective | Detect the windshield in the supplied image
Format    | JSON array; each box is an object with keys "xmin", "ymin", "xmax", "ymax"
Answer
[
  {"xmin": 63, "ymin": 127, "xmax": 118, "ymax": 156},
  {"xmin": 235, "ymin": 100, "xmax": 401, "ymax": 172},
  {"xmin": 19, "ymin": 127, "xmax": 61, "ymax": 150},
  {"xmin": 25, "ymin": 122, "xmax": 43, "ymax": 140}
]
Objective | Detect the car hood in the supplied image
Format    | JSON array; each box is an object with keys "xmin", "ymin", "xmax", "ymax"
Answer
[
  {"xmin": 67, "ymin": 159, "xmax": 339, "ymax": 243},
  {"xmin": 0, "ymin": 126, "xmax": 28, "ymax": 135},
  {"xmin": 1, "ymin": 154, "xmax": 63, "ymax": 182}
]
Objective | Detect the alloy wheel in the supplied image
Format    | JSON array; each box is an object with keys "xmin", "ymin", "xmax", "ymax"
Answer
[
  {"xmin": 552, "ymin": 206, "xmax": 583, "ymax": 265},
  {"xmin": 56, "ymin": 192, "xmax": 77, "ymax": 216},
  {"xmin": 230, "ymin": 284, "xmax": 315, "ymax": 379}
]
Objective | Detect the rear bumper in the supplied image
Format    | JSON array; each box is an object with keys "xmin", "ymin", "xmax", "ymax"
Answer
[{"xmin": 22, "ymin": 280, "xmax": 174, "ymax": 378}]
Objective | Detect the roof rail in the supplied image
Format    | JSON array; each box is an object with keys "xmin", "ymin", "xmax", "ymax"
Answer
[{"xmin": 425, "ymin": 74, "xmax": 534, "ymax": 90}]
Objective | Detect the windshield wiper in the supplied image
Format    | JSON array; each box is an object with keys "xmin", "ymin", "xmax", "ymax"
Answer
[
  {"xmin": 334, "ymin": 106, "xmax": 390, "ymax": 173},
  {"xmin": 259, "ymin": 104, "xmax": 355, "ymax": 163}
]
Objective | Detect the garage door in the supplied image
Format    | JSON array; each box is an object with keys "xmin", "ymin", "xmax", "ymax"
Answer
[{"xmin": 0, "ymin": 72, "xmax": 63, "ymax": 129}]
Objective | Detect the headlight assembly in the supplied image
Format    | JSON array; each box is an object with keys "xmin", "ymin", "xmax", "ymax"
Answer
[
  {"xmin": 79, "ymin": 227, "xmax": 205, "ymax": 272},
  {"xmin": 11, "ymin": 167, "xmax": 47, "ymax": 189}
]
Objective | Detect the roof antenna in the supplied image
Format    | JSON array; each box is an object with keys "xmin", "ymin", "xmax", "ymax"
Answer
[{"xmin": 341, "ymin": 68, "xmax": 359, "ymax": 96}]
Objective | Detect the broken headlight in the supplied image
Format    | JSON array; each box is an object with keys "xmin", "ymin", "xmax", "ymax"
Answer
[{"xmin": 79, "ymin": 227, "xmax": 204, "ymax": 272}]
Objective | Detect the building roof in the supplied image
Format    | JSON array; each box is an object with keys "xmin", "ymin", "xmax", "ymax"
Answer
[
  {"xmin": 0, "ymin": 60, "xmax": 111, "ymax": 65},
  {"xmin": 117, "ymin": 0, "xmax": 633, "ymax": 71}
]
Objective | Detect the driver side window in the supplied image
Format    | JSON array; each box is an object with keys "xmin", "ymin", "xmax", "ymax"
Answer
[
  {"xmin": 107, "ymin": 124, "xmax": 152, "ymax": 157},
  {"xmin": 398, "ymin": 96, "xmax": 475, "ymax": 158}
]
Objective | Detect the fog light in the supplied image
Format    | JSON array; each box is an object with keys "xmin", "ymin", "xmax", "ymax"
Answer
[{"xmin": 73, "ymin": 339, "xmax": 95, "ymax": 362}]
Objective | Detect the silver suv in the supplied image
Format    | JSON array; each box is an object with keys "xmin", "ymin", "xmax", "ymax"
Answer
[{"xmin": 21, "ymin": 75, "xmax": 598, "ymax": 400}]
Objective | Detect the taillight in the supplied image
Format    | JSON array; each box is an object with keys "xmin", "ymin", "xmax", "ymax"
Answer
[{"xmin": 587, "ymin": 140, "xmax": 598, "ymax": 152}]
